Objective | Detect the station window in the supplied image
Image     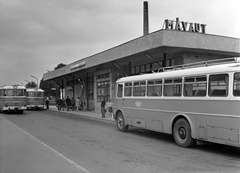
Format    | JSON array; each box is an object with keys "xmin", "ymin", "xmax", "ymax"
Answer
[
  {"xmin": 184, "ymin": 76, "xmax": 207, "ymax": 96},
  {"xmin": 97, "ymin": 81, "xmax": 110, "ymax": 102},
  {"xmin": 209, "ymin": 74, "xmax": 228, "ymax": 97},
  {"xmin": 131, "ymin": 61, "xmax": 162, "ymax": 75},
  {"xmin": 147, "ymin": 80, "xmax": 162, "ymax": 96},
  {"xmin": 152, "ymin": 62, "xmax": 160, "ymax": 72},
  {"xmin": 164, "ymin": 78, "xmax": 182, "ymax": 96},
  {"xmin": 233, "ymin": 72, "xmax": 240, "ymax": 96}
]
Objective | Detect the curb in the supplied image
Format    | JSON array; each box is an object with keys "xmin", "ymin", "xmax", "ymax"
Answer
[{"xmin": 47, "ymin": 109, "xmax": 115, "ymax": 123}]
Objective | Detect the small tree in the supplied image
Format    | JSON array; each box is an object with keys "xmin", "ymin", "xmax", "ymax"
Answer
[
  {"xmin": 39, "ymin": 78, "xmax": 59, "ymax": 98},
  {"xmin": 54, "ymin": 63, "xmax": 66, "ymax": 70},
  {"xmin": 39, "ymin": 63, "xmax": 66, "ymax": 98},
  {"xmin": 26, "ymin": 81, "xmax": 37, "ymax": 88}
]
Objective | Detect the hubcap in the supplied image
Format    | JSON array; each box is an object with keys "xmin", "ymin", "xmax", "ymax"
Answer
[{"xmin": 178, "ymin": 126, "xmax": 186, "ymax": 139}]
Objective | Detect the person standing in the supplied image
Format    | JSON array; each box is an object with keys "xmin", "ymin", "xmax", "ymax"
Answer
[
  {"xmin": 82, "ymin": 100, "xmax": 86, "ymax": 111},
  {"xmin": 61, "ymin": 97, "xmax": 66, "ymax": 111},
  {"xmin": 45, "ymin": 96, "xmax": 49, "ymax": 109},
  {"xmin": 56, "ymin": 97, "xmax": 62, "ymax": 111},
  {"xmin": 66, "ymin": 96, "xmax": 71, "ymax": 111},
  {"xmin": 101, "ymin": 97, "xmax": 106, "ymax": 118},
  {"xmin": 107, "ymin": 99, "xmax": 114, "ymax": 119},
  {"xmin": 76, "ymin": 97, "xmax": 80, "ymax": 111}
]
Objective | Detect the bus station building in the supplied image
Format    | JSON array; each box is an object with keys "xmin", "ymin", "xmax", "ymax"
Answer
[{"xmin": 43, "ymin": 17, "xmax": 240, "ymax": 112}]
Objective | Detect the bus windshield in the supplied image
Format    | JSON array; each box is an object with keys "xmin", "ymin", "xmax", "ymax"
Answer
[
  {"xmin": 4, "ymin": 89, "xmax": 15, "ymax": 96},
  {"xmin": 17, "ymin": 89, "xmax": 25, "ymax": 96},
  {"xmin": 27, "ymin": 91, "xmax": 44, "ymax": 97}
]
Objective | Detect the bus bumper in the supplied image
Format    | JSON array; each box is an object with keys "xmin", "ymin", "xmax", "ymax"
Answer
[
  {"xmin": 3, "ymin": 106, "xmax": 27, "ymax": 111},
  {"xmin": 27, "ymin": 105, "xmax": 44, "ymax": 109}
]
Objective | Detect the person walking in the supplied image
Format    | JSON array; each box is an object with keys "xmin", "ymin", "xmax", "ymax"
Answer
[
  {"xmin": 56, "ymin": 97, "xmax": 62, "ymax": 111},
  {"xmin": 45, "ymin": 96, "xmax": 49, "ymax": 109},
  {"xmin": 107, "ymin": 99, "xmax": 114, "ymax": 119},
  {"xmin": 66, "ymin": 96, "xmax": 71, "ymax": 111},
  {"xmin": 101, "ymin": 97, "xmax": 106, "ymax": 118}
]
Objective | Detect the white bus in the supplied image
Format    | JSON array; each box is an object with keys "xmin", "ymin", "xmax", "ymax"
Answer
[
  {"xmin": 26, "ymin": 88, "xmax": 45, "ymax": 110},
  {"xmin": 114, "ymin": 58, "xmax": 240, "ymax": 148},
  {"xmin": 0, "ymin": 85, "xmax": 27, "ymax": 114}
]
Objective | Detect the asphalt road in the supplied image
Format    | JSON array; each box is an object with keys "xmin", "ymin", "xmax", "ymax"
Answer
[{"xmin": 1, "ymin": 110, "xmax": 240, "ymax": 173}]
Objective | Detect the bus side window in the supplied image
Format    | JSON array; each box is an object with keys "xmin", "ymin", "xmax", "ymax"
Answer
[
  {"xmin": 117, "ymin": 84, "xmax": 123, "ymax": 98},
  {"xmin": 209, "ymin": 74, "xmax": 228, "ymax": 97},
  {"xmin": 184, "ymin": 76, "xmax": 206, "ymax": 97},
  {"xmin": 147, "ymin": 80, "xmax": 162, "ymax": 96},
  {"xmin": 124, "ymin": 82, "xmax": 132, "ymax": 96},
  {"xmin": 233, "ymin": 72, "xmax": 240, "ymax": 96},
  {"xmin": 133, "ymin": 81, "xmax": 146, "ymax": 96},
  {"xmin": 164, "ymin": 78, "xmax": 182, "ymax": 96}
]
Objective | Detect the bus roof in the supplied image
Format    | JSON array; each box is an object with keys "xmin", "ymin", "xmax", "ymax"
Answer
[
  {"xmin": 116, "ymin": 62, "xmax": 240, "ymax": 83},
  {"xmin": 26, "ymin": 88, "xmax": 44, "ymax": 92},
  {"xmin": 0, "ymin": 85, "xmax": 26, "ymax": 89}
]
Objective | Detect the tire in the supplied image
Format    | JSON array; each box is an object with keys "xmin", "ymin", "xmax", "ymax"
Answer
[
  {"xmin": 116, "ymin": 112, "xmax": 128, "ymax": 132},
  {"xmin": 173, "ymin": 118, "xmax": 196, "ymax": 148}
]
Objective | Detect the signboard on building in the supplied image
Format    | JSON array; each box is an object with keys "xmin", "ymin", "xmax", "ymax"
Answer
[
  {"xmin": 70, "ymin": 61, "xmax": 86, "ymax": 70},
  {"xmin": 163, "ymin": 17, "xmax": 206, "ymax": 34}
]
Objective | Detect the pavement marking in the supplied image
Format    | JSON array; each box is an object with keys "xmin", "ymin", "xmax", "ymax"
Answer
[{"xmin": 3, "ymin": 117, "xmax": 92, "ymax": 173}]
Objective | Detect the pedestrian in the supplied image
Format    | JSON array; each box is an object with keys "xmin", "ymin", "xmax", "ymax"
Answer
[
  {"xmin": 82, "ymin": 100, "xmax": 86, "ymax": 111},
  {"xmin": 66, "ymin": 96, "xmax": 71, "ymax": 111},
  {"xmin": 107, "ymin": 99, "xmax": 114, "ymax": 119},
  {"xmin": 71, "ymin": 97, "xmax": 75, "ymax": 111},
  {"xmin": 45, "ymin": 96, "xmax": 49, "ymax": 109},
  {"xmin": 76, "ymin": 97, "xmax": 80, "ymax": 111},
  {"xmin": 101, "ymin": 97, "xmax": 106, "ymax": 118},
  {"xmin": 61, "ymin": 97, "xmax": 66, "ymax": 111},
  {"xmin": 56, "ymin": 97, "xmax": 62, "ymax": 111}
]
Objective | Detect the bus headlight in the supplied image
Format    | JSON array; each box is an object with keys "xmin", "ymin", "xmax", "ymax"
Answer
[{"xmin": 234, "ymin": 57, "xmax": 240, "ymax": 62}]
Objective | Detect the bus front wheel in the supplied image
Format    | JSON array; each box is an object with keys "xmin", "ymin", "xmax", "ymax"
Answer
[
  {"xmin": 173, "ymin": 118, "xmax": 196, "ymax": 148},
  {"xmin": 116, "ymin": 112, "xmax": 128, "ymax": 132}
]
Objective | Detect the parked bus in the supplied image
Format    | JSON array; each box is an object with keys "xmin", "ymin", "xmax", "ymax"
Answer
[
  {"xmin": 0, "ymin": 85, "xmax": 27, "ymax": 114},
  {"xmin": 26, "ymin": 88, "xmax": 45, "ymax": 110},
  {"xmin": 114, "ymin": 57, "xmax": 240, "ymax": 148}
]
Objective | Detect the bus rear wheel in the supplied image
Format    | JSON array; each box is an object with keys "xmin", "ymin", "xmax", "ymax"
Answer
[
  {"xmin": 173, "ymin": 118, "xmax": 196, "ymax": 148},
  {"xmin": 116, "ymin": 112, "xmax": 128, "ymax": 132}
]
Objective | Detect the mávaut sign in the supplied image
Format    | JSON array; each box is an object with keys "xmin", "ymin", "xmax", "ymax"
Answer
[{"xmin": 164, "ymin": 17, "xmax": 206, "ymax": 34}]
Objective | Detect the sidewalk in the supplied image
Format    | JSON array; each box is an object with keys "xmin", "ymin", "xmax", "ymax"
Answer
[{"xmin": 47, "ymin": 105, "xmax": 115, "ymax": 123}]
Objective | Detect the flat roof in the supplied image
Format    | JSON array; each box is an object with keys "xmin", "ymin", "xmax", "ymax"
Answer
[{"xmin": 43, "ymin": 29, "xmax": 240, "ymax": 81}]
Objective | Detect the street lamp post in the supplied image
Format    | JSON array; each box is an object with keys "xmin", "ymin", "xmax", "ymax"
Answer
[{"xmin": 30, "ymin": 75, "xmax": 38, "ymax": 88}]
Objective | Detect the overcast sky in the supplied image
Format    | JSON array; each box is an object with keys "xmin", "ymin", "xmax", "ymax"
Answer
[{"xmin": 0, "ymin": 0, "xmax": 239, "ymax": 86}]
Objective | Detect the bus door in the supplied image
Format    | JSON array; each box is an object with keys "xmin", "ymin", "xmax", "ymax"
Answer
[{"xmin": 114, "ymin": 83, "xmax": 124, "ymax": 116}]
